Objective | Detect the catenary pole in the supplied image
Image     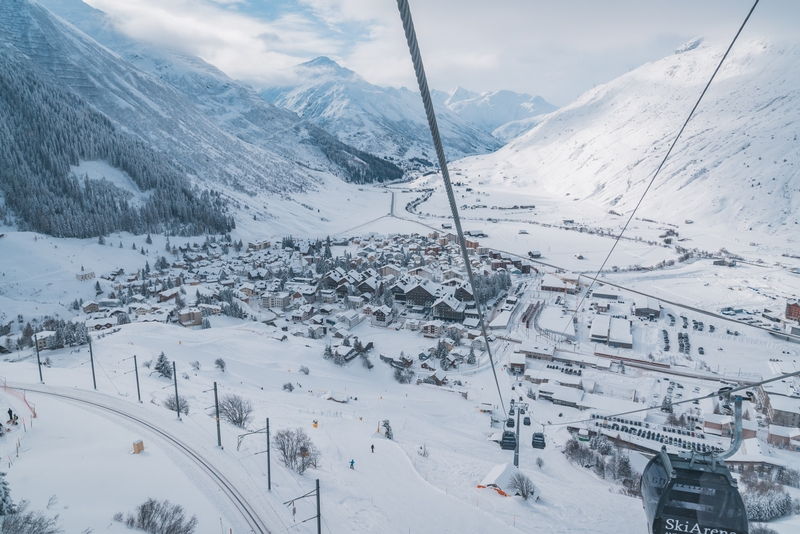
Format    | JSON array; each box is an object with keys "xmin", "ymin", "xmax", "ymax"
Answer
[
  {"xmin": 133, "ymin": 355, "xmax": 142, "ymax": 403},
  {"xmin": 173, "ymin": 361, "xmax": 181, "ymax": 420},
  {"xmin": 266, "ymin": 418, "xmax": 271, "ymax": 490},
  {"xmin": 89, "ymin": 337, "xmax": 97, "ymax": 390},
  {"xmin": 214, "ymin": 382, "xmax": 222, "ymax": 448},
  {"xmin": 316, "ymin": 478, "xmax": 321, "ymax": 534},
  {"xmin": 34, "ymin": 334, "xmax": 43, "ymax": 383}
]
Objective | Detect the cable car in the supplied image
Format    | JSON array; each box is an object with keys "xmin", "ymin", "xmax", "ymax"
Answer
[
  {"xmin": 531, "ymin": 432, "xmax": 545, "ymax": 449},
  {"xmin": 500, "ymin": 430, "xmax": 517, "ymax": 450},
  {"xmin": 506, "ymin": 417, "xmax": 515, "ymax": 428},
  {"xmin": 523, "ymin": 416, "xmax": 531, "ymax": 426},
  {"xmin": 640, "ymin": 449, "xmax": 748, "ymax": 534}
]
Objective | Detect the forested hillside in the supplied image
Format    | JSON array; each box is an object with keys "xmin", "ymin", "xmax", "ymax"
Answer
[{"xmin": 0, "ymin": 50, "xmax": 233, "ymax": 237}]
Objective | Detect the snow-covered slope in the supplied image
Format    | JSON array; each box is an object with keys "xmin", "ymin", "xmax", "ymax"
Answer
[
  {"xmin": 3, "ymin": 0, "xmax": 399, "ymax": 203},
  {"xmin": 459, "ymin": 39, "xmax": 800, "ymax": 236},
  {"xmin": 439, "ymin": 86, "xmax": 557, "ymax": 138},
  {"xmin": 261, "ymin": 57, "xmax": 502, "ymax": 168}
]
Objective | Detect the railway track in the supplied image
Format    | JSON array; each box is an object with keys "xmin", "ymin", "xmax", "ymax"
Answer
[{"xmin": 16, "ymin": 386, "xmax": 272, "ymax": 534}]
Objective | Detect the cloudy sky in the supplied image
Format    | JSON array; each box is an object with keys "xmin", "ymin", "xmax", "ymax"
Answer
[{"xmin": 84, "ymin": 0, "xmax": 796, "ymax": 106}]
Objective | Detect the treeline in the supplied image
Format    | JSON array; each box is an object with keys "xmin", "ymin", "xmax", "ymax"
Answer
[
  {"xmin": 305, "ymin": 125, "xmax": 403, "ymax": 184},
  {"xmin": 0, "ymin": 50, "xmax": 234, "ymax": 237}
]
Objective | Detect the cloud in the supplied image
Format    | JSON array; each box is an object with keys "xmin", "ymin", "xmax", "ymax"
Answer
[{"xmin": 85, "ymin": 0, "xmax": 800, "ymax": 106}]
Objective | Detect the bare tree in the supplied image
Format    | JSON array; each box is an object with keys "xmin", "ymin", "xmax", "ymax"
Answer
[
  {"xmin": 1, "ymin": 501, "xmax": 61, "ymax": 534},
  {"xmin": 508, "ymin": 473, "xmax": 537, "ymax": 501},
  {"xmin": 117, "ymin": 498, "xmax": 197, "ymax": 534},
  {"xmin": 535, "ymin": 457, "xmax": 544, "ymax": 469},
  {"xmin": 214, "ymin": 358, "xmax": 227, "ymax": 372},
  {"xmin": 163, "ymin": 394, "xmax": 189, "ymax": 415},
  {"xmin": 283, "ymin": 382, "xmax": 294, "ymax": 392},
  {"xmin": 218, "ymin": 394, "xmax": 253, "ymax": 428},
  {"xmin": 273, "ymin": 428, "xmax": 320, "ymax": 474}
]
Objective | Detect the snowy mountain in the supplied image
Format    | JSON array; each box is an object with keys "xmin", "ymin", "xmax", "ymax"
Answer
[
  {"xmin": 0, "ymin": 0, "xmax": 401, "ymax": 235},
  {"xmin": 437, "ymin": 87, "xmax": 557, "ymax": 139},
  {"xmin": 459, "ymin": 38, "xmax": 800, "ymax": 236},
  {"xmin": 261, "ymin": 57, "xmax": 503, "ymax": 168}
]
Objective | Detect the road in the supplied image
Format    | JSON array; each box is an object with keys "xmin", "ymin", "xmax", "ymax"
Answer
[{"xmin": 16, "ymin": 385, "xmax": 274, "ymax": 534}]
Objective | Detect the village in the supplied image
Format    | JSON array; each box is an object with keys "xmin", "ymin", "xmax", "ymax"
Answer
[{"xmin": 4, "ymin": 227, "xmax": 797, "ymax": 483}]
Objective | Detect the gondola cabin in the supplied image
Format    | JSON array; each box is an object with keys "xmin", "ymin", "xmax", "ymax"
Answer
[
  {"xmin": 641, "ymin": 450, "xmax": 748, "ymax": 534},
  {"xmin": 500, "ymin": 431, "xmax": 517, "ymax": 450},
  {"xmin": 531, "ymin": 432, "xmax": 546, "ymax": 449}
]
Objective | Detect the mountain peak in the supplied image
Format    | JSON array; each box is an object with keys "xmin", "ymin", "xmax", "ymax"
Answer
[{"xmin": 296, "ymin": 56, "xmax": 359, "ymax": 81}]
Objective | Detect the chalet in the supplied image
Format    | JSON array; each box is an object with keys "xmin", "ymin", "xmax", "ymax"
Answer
[
  {"xmin": 767, "ymin": 425, "xmax": 800, "ymax": 450},
  {"xmin": 291, "ymin": 305, "xmax": 314, "ymax": 323},
  {"xmin": 765, "ymin": 393, "xmax": 800, "ymax": 427},
  {"xmin": 34, "ymin": 331, "xmax": 56, "ymax": 350},
  {"xmin": 335, "ymin": 310, "xmax": 362, "ymax": 329},
  {"xmin": 703, "ymin": 414, "xmax": 757, "ymax": 439},
  {"xmin": 136, "ymin": 312, "xmax": 168, "ymax": 325},
  {"xmin": 454, "ymin": 282, "xmax": 474, "ymax": 302},
  {"xmin": 320, "ymin": 289, "xmax": 337, "ymax": 304},
  {"xmin": 432, "ymin": 295, "xmax": 466, "ymax": 322},
  {"xmin": 372, "ymin": 306, "xmax": 394, "ymax": 328},
  {"xmin": 405, "ymin": 281, "xmax": 439, "ymax": 307},
  {"xmin": 633, "ymin": 296, "xmax": 661, "ymax": 319},
  {"xmin": 198, "ymin": 303, "xmax": 221, "ymax": 315},
  {"xmin": 405, "ymin": 319, "xmax": 420, "ymax": 331},
  {"xmin": 787, "ymin": 299, "xmax": 800, "ymax": 320},
  {"xmin": 159, "ymin": 288, "xmax": 180, "ymax": 303},
  {"xmin": 264, "ymin": 292, "xmax": 291, "ymax": 310},
  {"xmin": 379, "ymin": 264, "xmax": 403, "ymax": 278},
  {"xmin": 82, "ymin": 301, "xmax": 99, "ymax": 314},
  {"xmin": 509, "ymin": 353, "xmax": 526, "ymax": 374},
  {"xmin": 537, "ymin": 383, "xmax": 584, "ymax": 408},
  {"xmin": 76, "ymin": 269, "xmax": 95, "ymax": 281},
  {"xmin": 239, "ymin": 282, "xmax": 256, "ymax": 297},
  {"xmin": 85, "ymin": 318, "xmax": 115, "ymax": 331},
  {"xmin": 346, "ymin": 296, "xmax": 365, "ymax": 309},
  {"xmin": 178, "ymin": 308, "xmax": 202, "ymax": 327},
  {"xmin": 422, "ymin": 320, "xmax": 444, "ymax": 338},
  {"xmin": 541, "ymin": 273, "xmax": 576, "ymax": 294},
  {"xmin": 517, "ymin": 342, "xmax": 555, "ymax": 361},
  {"xmin": 428, "ymin": 370, "xmax": 447, "ymax": 386}
]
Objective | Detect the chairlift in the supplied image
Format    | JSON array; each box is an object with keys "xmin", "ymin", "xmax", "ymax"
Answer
[{"xmin": 640, "ymin": 395, "xmax": 748, "ymax": 534}]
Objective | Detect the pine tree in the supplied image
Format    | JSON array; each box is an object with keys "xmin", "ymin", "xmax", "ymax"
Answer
[
  {"xmin": 382, "ymin": 420, "xmax": 393, "ymax": 440},
  {"xmin": 468, "ymin": 345, "xmax": 476, "ymax": 364},
  {"xmin": 323, "ymin": 345, "xmax": 333, "ymax": 360},
  {"xmin": 98, "ymin": 235, "xmax": 105, "ymax": 245},
  {"xmin": 154, "ymin": 352, "xmax": 172, "ymax": 378},
  {"xmin": 0, "ymin": 471, "xmax": 13, "ymax": 515},
  {"xmin": 146, "ymin": 234, "xmax": 153, "ymax": 244}
]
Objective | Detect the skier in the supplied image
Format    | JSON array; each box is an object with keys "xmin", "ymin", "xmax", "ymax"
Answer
[
  {"xmin": 371, "ymin": 444, "xmax": 374, "ymax": 453},
  {"xmin": 349, "ymin": 459, "xmax": 355, "ymax": 470},
  {"xmin": 6, "ymin": 409, "xmax": 11, "ymax": 423}
]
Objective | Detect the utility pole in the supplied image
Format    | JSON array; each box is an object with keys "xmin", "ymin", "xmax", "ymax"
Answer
[
  {"xmin": 266, "ymin": 418, "xmax": 271, "ymax": 491},
  {"xmin": 89, "ymin": 337, "xmax": 97, "ymax": 390},
  {"xmin": 34, "ymin": 334, "xmax": 43, "ymax": 383},
  {"xmin": 133, "ymin": 355, "xmax": 142, "ymax": 403},
  {"xmin": 173, "ymin": 361, "xmax": 181, "ymax": 420},
  {"xmin": 316, "ymin": 479, "xmax": 321, "ymax": 534},
  {"xmin": 214, "ymin": 382, "xmax": 222, "ymax": 448}
]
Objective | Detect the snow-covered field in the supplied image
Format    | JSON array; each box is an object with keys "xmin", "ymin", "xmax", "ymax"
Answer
[{"xmin": 2, "ymin": 214, "xmax": 800, "ymax": 532}]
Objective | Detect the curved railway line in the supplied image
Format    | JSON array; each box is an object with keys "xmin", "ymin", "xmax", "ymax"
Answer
[{"xmin": 15, "ymin": 386, "xmax": 272, "ymax": 534}]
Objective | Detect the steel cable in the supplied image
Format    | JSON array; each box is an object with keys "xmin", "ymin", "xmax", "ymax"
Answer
[{"xmin": 396, "ymin": 0, "xmax": 506, "ymax": 415}]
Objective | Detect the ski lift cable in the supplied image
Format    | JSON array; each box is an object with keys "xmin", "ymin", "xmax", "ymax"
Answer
[
  {"xmin": 396, "ymin": 0, "xmax": 506, "ymax": 415},
  {"xmin": 545, "ymin": 366, "xmax": 800, "ymax": 428},
  {"xmin": 557, "ymin": 0, "xmax": 760, "ymax": 337}
]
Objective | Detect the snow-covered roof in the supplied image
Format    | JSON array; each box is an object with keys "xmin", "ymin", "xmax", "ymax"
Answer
[{"xmin": 478, "ymin": 463, "xmax": 520, "ymax": 491}]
